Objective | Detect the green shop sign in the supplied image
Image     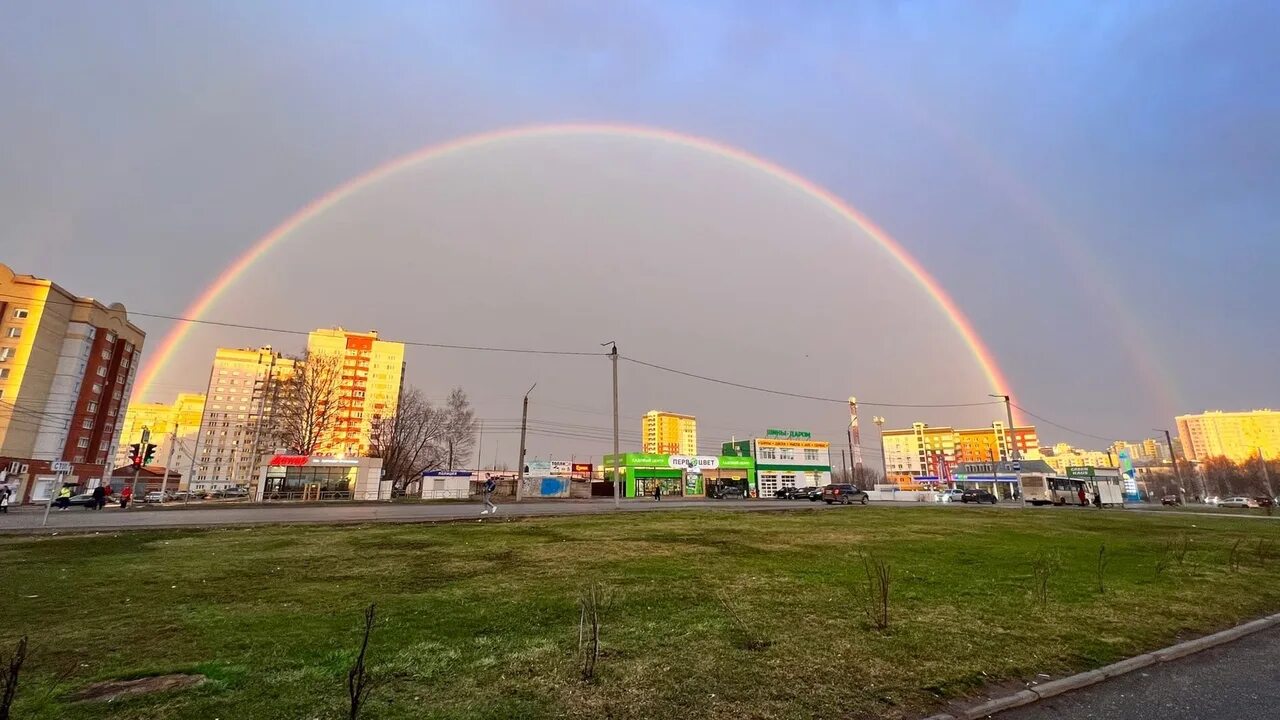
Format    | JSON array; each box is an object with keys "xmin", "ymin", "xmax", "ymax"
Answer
[
  {"xmin": 766, "ymin": 428, "xmax": 812, "ymax": 439},
  {"xmin": 718, "ymin": 455, "xmax": 755, "ymax": 469},
  {"xmin": 1066, "ymin": 466, "xmax": 1095, "ymax": 478}
]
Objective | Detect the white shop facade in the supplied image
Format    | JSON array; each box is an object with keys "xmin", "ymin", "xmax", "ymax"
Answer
[{"xmin": 255, "ymin": 454, "xmax": 388, "ymax": 501}]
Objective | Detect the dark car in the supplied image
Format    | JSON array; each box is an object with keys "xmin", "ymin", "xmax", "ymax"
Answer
[
  {"xmin": 1256, "ymin": 497, "xmax": 1276, "ymax": 508},
  {"xmin": 58, "ymin": 493, "xmax": 100, "ymax": 509},
  {"xmin": 710, "ymin": 484, "xmax": 745, "ymax": 500},
  {"xmin": 960, "ymin": 489, "xmax": 998, "ymax": 504},
  {"xmin": 799, "ymin": 486, "xmax": 823, "ymax": 502},
  {"xmin": 773, "ymin": 486, "xmax": 799, "ymax": 500},
  {"xmin": 822, "ymin": 484, "xmax": 868, "ymax": 505},
  {"xmin": 1160, "ymin": 495, "xmax": 1181, "ymax": 506}
]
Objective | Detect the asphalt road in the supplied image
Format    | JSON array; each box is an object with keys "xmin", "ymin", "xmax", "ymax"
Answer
[
  {"xmin": 1000, "ymin": 625, "xmax": 1280, "ymax": 720},
  {"xmin": 0, "ymin": 497, "xmax": 922, "ymax": 532}
]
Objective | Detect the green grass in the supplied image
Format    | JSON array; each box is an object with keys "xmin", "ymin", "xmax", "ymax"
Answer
[{"xmin": 3, "ymin": 508, "xmax": 1280, "ymax": 719}]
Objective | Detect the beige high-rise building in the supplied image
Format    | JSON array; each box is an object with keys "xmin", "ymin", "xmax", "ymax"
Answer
[
  {"xmin": 0, "ymin": 263, "xmax": 144, "ymax": 502},
  {"xmin": 116, "ymin": 392, "xmax": 206, "ymax": 470},
  {"xmin": 1176, "ymin": 410, "xmax": 1280, "ymax": 463},
  {"xmin": 641, "ymin": 410, "xmax": 697, "ymax": 455},
  {"xmin": 193, "ymin": 347, "xmax": 295, "ymax": 489},
  {"xmin": 306, "ymin": 328, "xmax": 404, "ymax": 457}
]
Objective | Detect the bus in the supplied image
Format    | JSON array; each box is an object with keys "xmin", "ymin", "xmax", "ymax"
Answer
[{"xmin": 1021, "ymin": 475, "xmax": 1088, "ymax": 506}]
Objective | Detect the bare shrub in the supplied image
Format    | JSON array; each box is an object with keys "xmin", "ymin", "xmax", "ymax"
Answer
[
  {"xmin": 347, "ymin": 603, "xmax": 377, "ymax": 720},
  {"xmin": 578, "ymin": 582, "xmax": 612, "ymax": 681},
  {"xmin": 861, "ymin": 553, "xmax": 892, "ymax": 630},
  {"xmin": 1, "ymin": 636, "xmax": 27, "ymax": 720},
  {"xmin": 716, "ymin": 591, "xmax": 771, "ymax": 651}
]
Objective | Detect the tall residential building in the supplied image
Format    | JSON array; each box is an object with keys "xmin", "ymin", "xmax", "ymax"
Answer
[
  {"xmin": 306, "ymin": 328, "xmax": 404, "ymax": 457},
  {"xmin": 881, "ymin": 421, "xmax": 1039, "ymax": 478},
  {"xmin": 116, "ymin": 392, "xmax": 206, "ymax": 470},
  {"xmin": 0, "ymin": 263, "xmax": 145, "ymax": 501},
  {"xmin": 1176, "ymin": 410, "xmax": 1280, "ymax": 463},
  {"xmin": 641, "ymin": 410, "xmax": 698, "ymax": 455},
  {"xmin": 194, "ymin": 347, "xmax": 295, "ymax": 489}
]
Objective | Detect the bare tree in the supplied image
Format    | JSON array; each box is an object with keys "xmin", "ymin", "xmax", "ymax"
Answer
[
  {"xmin": 441, "ymin": 387, "xmax": 478, "ymax": 470},
  {"xmin": 368, "ymin": 387, "xmax": 447, "ymax": 491},
  {"xmin": 274, "ymin": 351, "xmax": 343, "ymax": 455}
]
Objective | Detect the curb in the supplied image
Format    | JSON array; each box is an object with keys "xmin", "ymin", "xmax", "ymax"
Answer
[{"xmin": 922, "ymin": 610, "xmax": 1280, "ymax": 720}]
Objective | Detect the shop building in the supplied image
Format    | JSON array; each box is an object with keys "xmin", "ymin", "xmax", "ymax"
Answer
[
  {"xmin": 255, "ymin": 454, "xmax": 387, "ymax": 501},
  {"xmin": 601, "ymin": 453, "xmax": 755, "ymax": 498},
  {"xmin": 723, "ymin": 429, "xmax": 831, "ymax": 498}
]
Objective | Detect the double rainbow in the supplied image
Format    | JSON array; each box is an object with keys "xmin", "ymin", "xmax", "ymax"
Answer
[{"xmin": 132, "ymin": 123, "xmax": 1014, "ymax": 407}]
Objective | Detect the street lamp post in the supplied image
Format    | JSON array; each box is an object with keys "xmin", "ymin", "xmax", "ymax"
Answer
[
  {"xmin": 873, "ymin": 416, "xmax": 887, "ymax": 486},
  {"xmin": 1154, "ymin": 428, "xmax": 1191, "ymax": 503},
  {"xmin": 990, "ymin": 395, "xmax": 1023, "ymax": 505}
]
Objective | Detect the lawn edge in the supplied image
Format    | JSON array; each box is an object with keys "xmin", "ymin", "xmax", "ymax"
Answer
[{"xmin": 921, "ymin": 610, "xmax": 1280, "ymax": 720}]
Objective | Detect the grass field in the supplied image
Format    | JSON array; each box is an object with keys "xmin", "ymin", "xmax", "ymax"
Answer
[{"xmin": 3, "ymin": 507, "xmax": 1280, "ymax": 719}]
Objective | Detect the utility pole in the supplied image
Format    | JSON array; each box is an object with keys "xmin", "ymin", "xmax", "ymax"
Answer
[
  {"xmin": 841, "ymin": 448, "xmax": 848, "ymax": 485},
  {"xmin": 475, "ymin": 420, "xmax": 484, "ymax": 473},
  {"xmin": 159, "ymin": 425, "xmax": 177, "ymax": 502},
  {"xmin": 515, "ymin": 383, "xmax": 536, "ymax": 502},
  {"xmin": 991, "ymin": 395, "xmax": 1023, "ymax": 504},
  {"xmin": 848, "ymin": 397, "xmax": 863, "ymax": 485},
  {"xmin": 873, "ymin": 416, "xmax": 887, "ymax": 486},
  {"xmin": 604, "ymin": 341, "xmax": 620, "ymax": 508},
  {"xmin": 129, "ymin": 426, "xmax": 150, "ymax": 507},
  {"xmin": 1160, "ymin": 428, "xmax": 1187, "ymax": 502},
  {"xmin": 1259, "ymin": 447, "xmax": 1274, "ymax": 503}
]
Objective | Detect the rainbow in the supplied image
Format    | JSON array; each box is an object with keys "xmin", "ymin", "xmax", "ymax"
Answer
[{"xmin": 133, "ymin": 123, "xmax": 1015, "ymax": 409}]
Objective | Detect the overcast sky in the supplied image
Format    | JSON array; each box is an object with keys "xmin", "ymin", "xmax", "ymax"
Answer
[{"xmin": 3, "ymin": 1, "xmax": 1276, "ymax": 462}]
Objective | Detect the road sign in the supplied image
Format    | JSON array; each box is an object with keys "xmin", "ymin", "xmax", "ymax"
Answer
[
  {"xmin": 1011, "ymin": 461, "xmax": 1022, "ymax": 472},
  {"xmin": 51, "ymin": 461, "xmax": 73, "ymax": 474}
]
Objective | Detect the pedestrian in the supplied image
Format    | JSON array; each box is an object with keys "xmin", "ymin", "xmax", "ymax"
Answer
[
  {"xmin": 480, "ymin": 475, "xmax": 497, "ymax": 515},
  {"xmin": 56, "ymin": 484, "xmax": 72, "ymax": 510},
  {"xmin": 91, "ymin": 484, "xmax": 106, "ymax": 510},
  {"xmin": 1092, "ymin": 490, "xmax": 1102, "ymax": 508},
  {"xmin": 120, "ymin": 484, "xmax": 132, "ymax": 509},
  {"xmin": 1077, "ymin": 486, "xmax": 1087, "ymax": 507},
  {"xmin": 0, "ymin": 487, "xmax": 10, "ymax": 513},
  {"xmin": 654, "ymin": 483, "xmax": 662, "ymax": 502}
]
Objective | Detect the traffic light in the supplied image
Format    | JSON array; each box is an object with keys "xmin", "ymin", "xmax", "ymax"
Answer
[
  {"xmin": 143, "ymin": 443, "xmax": 157, "ymax": 466},
  {"xmin": 128, "ymin": 444, "xmax": 142, "ymax": 468}
]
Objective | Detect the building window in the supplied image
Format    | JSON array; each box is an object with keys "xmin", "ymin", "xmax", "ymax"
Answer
[
  {"xmin": 101, "ymin": 349, "xmax": 112, "ymax": 361},
  {"xmin": 759, "ymin": 447, "xmax": 777, "ymax": 460},
  {"xmin": 12, "ymin": 309, "xmax": 28, "ymax": 319},
  {"xmin": 5, "ymin": 327, "xmax": 19, "ymax": 339},
  {"xmin": 804, "ymin": 449, "xmax": 820, "ymax": 462},
  {"xmin": 0, "ymin": 348, "xmax": 12, "ymax": 362},
  {"xmin": 0, "ymin": 368, "xmax": 8, "ymax": 380},
  {"xmin": 77, "ymin": 437, "xmax": 90, "ymax": 448},
  {"xmin": 106, "ymin": 331, "xmax": 117, "ymax": 344},
  {"xmin": 96, "ymin": 365, "xmax": 108, "ymax": 377},
  {"xmin": 73, "ymin": 454, "xmax": 86, "ymax": 463},
  {"xmin": 92, "ymin": 383, "xmax": 102, "ymax": 394},
  {"xmin": 82, "ymin": 418, "xmax": 94, "ymax": 430}
]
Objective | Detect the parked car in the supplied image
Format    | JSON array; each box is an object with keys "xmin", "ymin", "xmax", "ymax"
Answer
[
  {"xmin": 1161, "ymin": 495, "xmax": 1181, "ymax": 506},
  {"xmin": 710, "ymin": 484, "xmax": 745, "ymax": 500},
  {"xmin": 939, "ymin": 489, "xmax": 966, "ymax": 503},
  {"xmin": 822, "ymin": 484, "xmax": 868, "ymax": 505},
  {"xmin": 960, "ymin": 489, "xmax": 998, "ymax": 504},
  {"xmin": 142, "ymin": 490, "xmax": 173, "ymax": 504},
  {"xmin": 1219, "ymin": 497, "xmax": 1257, "ymax": 509},
  {"xmin": 222, "ymin": 486, "xmax": 250, "ymax": 499},
  {"xmin": 61, "ymin": 493, "xmax": 100, "ymax": 509},
  {"xmin": 798, "ymin": 486, "xmax": 823, "ymax": 502},
  {"xmin": 1256, "ymin": 497, "xmax": 1275, "ymax": 508},
  {"xmin": 774, "ymin": 486, "xmax": 800, "ymax": 500}
]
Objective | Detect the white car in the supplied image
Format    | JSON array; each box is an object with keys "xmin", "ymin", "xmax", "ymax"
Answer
[
  {"xmin": 142, "ymin": 490, "xmax": 174, "ymax": 504},
  {"xmin": 1219, "ymin": 497, "xmax": 1257, "ymax": 509},
  {"xmin": 939, "ymin": 489, "xmax": 966, "ymax": 503}
]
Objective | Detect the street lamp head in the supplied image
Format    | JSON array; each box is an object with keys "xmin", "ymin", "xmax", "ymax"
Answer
[{"xmin": 848, "ymin": 396, "xmax": 857, "ymax": 404}]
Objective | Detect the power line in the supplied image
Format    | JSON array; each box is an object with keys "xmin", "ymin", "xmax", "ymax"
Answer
[
  {"xmin": 1010, "ymin": 403, "xmax": 1115, "ymax": 444},
  {"xmin": 620, "ymin": 355, "xmax": 1005, "ymax": 408}
]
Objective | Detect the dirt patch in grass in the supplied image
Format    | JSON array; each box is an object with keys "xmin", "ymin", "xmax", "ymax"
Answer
[{"xmin": 70, "ymin": 673, "xmax": 206, "ymax": 702}]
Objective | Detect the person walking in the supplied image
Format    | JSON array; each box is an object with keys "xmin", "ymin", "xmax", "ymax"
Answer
[
  {"xmin": 120, "ymin": 484, "xmax": 133, "ymax": 509},
  {"xmin": 91, "ymin": 484, "xmax": 106, "ymax": 510},
  {"xmin": 0, "ymin": 487, "xmax": 10, "ymax": 513},
  {"xmin": 1077, "ymin": 486, "xmax": 1088, "ymax": 507},
  {"xmin": 480, "ymin": 475, "xmax": 497, "ymax": 515},
  {"xmin": 654, "ymin": 483, "xmax": 662, "ymax": 502}
]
